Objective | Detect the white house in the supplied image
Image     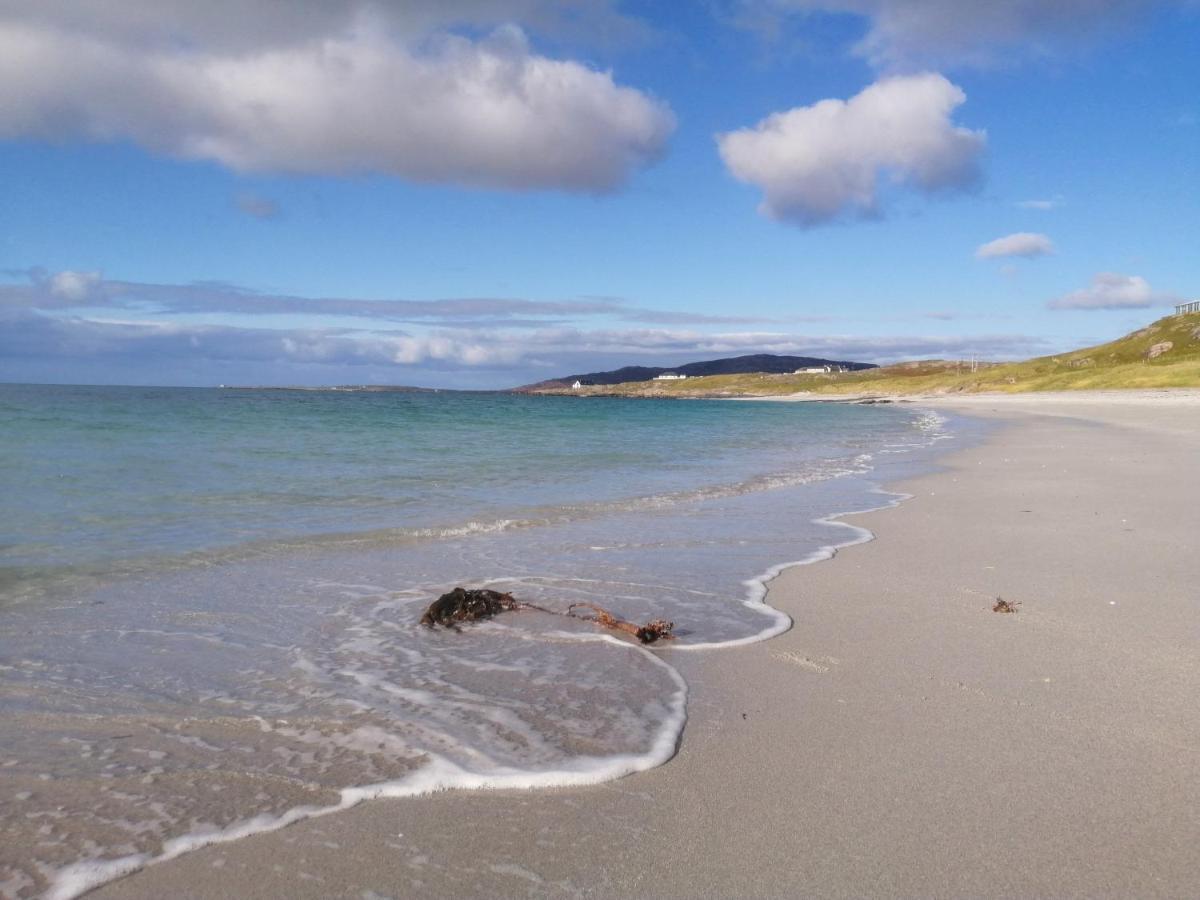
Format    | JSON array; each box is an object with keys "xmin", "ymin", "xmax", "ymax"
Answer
[
  {"xmin": 654, "ymin": 373, "xmax": 687, "ymax": 380},
  {"xmin": 796, "ymin": 365, "xmax": 832, "ymax": 374},
  {"xmin": 571, "ymin": 380, "xmax": 583, "ymax": 389}
]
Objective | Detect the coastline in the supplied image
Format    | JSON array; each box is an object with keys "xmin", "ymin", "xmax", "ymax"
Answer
[{"xmin": 92, "ymin": 394, "xmax": 1200, "ymax": 898}]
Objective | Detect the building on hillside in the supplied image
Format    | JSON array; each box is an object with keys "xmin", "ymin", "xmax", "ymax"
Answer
[
  {"xmin": 1175, "ymin": 300, "xmax": 1200, "ymax": 316},
  {"xmin": 795, "ymin": 365, "xmax": 843, "ymax": 374},
  {"xmin": 654, "ymin": 373, "xmax": 687, "ymax": 380},
  {"xmin": 571, "ymin": 381, "xmax": 583, "ymax": 389}
]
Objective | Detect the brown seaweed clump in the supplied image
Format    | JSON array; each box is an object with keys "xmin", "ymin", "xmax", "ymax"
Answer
[
  {"xmin": 419, "ymin": 587, "xmax": 677, "ymax": 645},
  {"xmin": 420, "ymin": 587, "xmax": 519, "ymax": 630},
  {"xmin": 992, "ymin": 597, "xmax": 1020, "ymax": 614}
]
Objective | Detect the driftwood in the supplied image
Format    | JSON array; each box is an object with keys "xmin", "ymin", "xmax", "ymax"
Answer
[{"xmin": 420, "ymin": 587, "xmax": 675, "ymax": 644}]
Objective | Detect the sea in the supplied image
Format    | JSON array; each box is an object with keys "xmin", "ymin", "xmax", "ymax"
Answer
[{"xmin": 0, "ymin": 383, "xmax": 973, "ymax": 898}]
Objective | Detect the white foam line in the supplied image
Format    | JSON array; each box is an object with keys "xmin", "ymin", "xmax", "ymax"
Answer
[
  {"xmin": 46, "ymin": 634, "xmax": 687, "ymax": 900},
  {"xmin": 670, "ymin": 486, "xmax": 913, "ymax": 652},
  {"xmin": 674, "ymin": 406, "xmax": 953, "ymax": 652}
]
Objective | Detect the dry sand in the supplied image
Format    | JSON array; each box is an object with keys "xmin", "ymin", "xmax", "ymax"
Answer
[{"xmin": 93, "ymin": 394, "xmax": 1200, "ymax": 899}]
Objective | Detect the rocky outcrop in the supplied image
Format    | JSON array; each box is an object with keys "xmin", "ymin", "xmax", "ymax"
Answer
[{"xmin": 1145, "ymin": 341, "xmax": 1174, "ymax": 359}]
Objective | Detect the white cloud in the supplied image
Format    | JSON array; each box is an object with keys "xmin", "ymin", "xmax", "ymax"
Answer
[
  {"xmin": 276, "ymin": 332, "xmax": 525, "ymax": 367},
  {"xmin": 1047, "ymin": 272, "xmax": 1173, "ymax": 310},
  {"xmin": 48, "ymin": 270, "xmax": 103, "ymax": 300},
  {"xmin": 0, "ymin": 10, "xmax": 673, "ymax": 192},
  {"xmin": 975, "ymin": 232, "xmax": 1055, "ymax": 259},
  {"xmin": 740, "ymin": 0, "xmax": 1163, "ymax": 68},
  {"xmin": 1016, "ymin": 196, "xmax": 1064, "ymax": 210},
  {"xmin": 716, "ymin": 73, "xmax": 984, "ymax": 225}
]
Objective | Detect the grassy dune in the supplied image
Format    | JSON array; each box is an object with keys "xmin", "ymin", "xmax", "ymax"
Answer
[{"xmin": 551, "ymin": 312, "xmax": 1200, "ymax": 399}]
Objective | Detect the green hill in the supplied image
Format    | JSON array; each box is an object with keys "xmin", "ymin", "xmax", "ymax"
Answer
[{"xmin": 545, "ymin": 312, "xmax": 1200, "ymax": 398}]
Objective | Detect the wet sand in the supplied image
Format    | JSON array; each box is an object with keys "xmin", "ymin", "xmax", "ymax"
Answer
[{"xmin": 93, "ymin": 394, "xmax": 1200, "ymax": 898}]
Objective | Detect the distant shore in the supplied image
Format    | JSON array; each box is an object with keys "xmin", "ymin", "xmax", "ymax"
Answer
[
  {"xmin": 93, "ymin": 392, "xmax": 1200, "ymax": 898},
  {"xmin": 750, "ymin": 386, "xmax": 1200, "ymax": 404}
]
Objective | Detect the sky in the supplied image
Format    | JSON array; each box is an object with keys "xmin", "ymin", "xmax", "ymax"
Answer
[{"xmin": 0, "ymin": 0, "xmax": 1197, "ymax": 388}]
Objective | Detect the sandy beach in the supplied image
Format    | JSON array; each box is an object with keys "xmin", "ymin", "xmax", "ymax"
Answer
[{"xmin": 91, "ymin": 393, "xmax": 1200, "ymax": 899}]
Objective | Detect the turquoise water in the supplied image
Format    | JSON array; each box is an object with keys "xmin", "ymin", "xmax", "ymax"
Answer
[
  {"xmin": 2, "ymin": 385, "xmax": 917, "ymax": 579},
  {"xmin": 0, "ymin": 384, "xmax": 962, "ymax": 898}
]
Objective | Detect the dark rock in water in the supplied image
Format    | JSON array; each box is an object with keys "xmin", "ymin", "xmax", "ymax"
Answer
[{"xmin": 420, "ymin": 587, "xmax": 518, "ymax": 629}]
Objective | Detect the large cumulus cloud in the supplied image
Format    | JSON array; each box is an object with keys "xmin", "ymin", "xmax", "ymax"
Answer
[
  {"xmin": 717, "ymin": 73, "xmax": 984, "ymax": 225},
  {"xmin": 0, "ymin": 3, "xmax": 673, "ymax": 191}
]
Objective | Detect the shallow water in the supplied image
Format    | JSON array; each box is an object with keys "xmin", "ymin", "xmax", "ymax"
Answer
[{"xmin": 0, "ymin": 385, "xmax": 970, "ymax": 898}]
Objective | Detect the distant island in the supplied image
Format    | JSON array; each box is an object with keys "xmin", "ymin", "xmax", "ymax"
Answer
[
  {"xmin": 516, "ymin": 311, "xmax": 1200, "ymax": 399},
  {"xmin": 221, "ymin": 312, "xmax": 1200, "ymax": 399},
  {"xmin": 514, "ymin": 353, "xmax": 877, "ymax": 392}
]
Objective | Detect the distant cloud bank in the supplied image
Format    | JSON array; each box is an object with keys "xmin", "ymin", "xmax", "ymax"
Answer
[
  {"xmin": 717, "ymin": 73, "xmax": 985, "ymax": 226},
  {"xmin": 975, "ymin": 232, "xmax": 1055, "ymax": 259},
  {"xmin": 1, "ymin": 268, "xmax": 1048, "ymax": 387}
]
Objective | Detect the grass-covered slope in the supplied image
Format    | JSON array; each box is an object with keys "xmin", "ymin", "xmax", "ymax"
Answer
[{"xmin": 547, "ymin": 312, "xmax": 1200, "ymax": 398}]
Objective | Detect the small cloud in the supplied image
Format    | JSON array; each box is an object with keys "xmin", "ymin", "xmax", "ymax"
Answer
[
  {"xmin": 717, "ymin": 73, "xmax": 985, "ymax": 227},
  {"xmin": 975, "ymin": 232, "xmax": 1055, "ymax": 260},
  {"xmin": 48, "ymin": 269, "xmax": 102, "ymax": 300},
  {"xmin": 1015, "ymin": 196, "xmax": 1064, "ymax": 210},
  {"xmin": 1048, "ymin": 272, "xmax": 1175, "ymax": 310},
  {"xmin": 235, "ymin": 192, "xmax": 280, "ymax": 220}
]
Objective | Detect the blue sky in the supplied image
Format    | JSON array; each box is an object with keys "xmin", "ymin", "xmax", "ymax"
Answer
[{"xmin": 1, "ymin": 0, "xmax": 1196, "ymax": 388}]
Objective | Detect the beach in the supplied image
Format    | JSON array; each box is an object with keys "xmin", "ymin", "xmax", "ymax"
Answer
[
  {"xmin": 0, "ymin": 387, "xmax": 947, "ymax": 898},
  {"xmin": 83, "ymin": 392, "xmax": 1200, "ymax": 898}
]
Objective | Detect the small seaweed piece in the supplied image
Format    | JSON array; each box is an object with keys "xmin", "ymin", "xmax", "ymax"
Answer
[
  {"xmin": 421, "ymin": 587, "xmax": 520, "ymax": 630},
  {"xmin": 992, "ymin": 597, "xmax": 1020, "ymax": 614},
  {"xmin": 566, "ymin": 603, "xmax": 676, "ymax": 644}
]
